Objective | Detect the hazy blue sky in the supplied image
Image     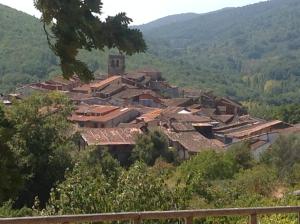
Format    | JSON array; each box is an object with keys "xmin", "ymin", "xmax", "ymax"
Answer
[{"xmin": 0, "ymin": 0, "xmax": 268, "ymax": 25}]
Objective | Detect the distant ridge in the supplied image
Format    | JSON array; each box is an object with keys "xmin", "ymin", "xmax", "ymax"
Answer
[
  {"xmin": 136, "ymin": 0, "xmax": 300, "ymax": 104},
  {"xmin": 1, "ymin": 0, "xmax": 300, "ymax": 105},
  {"xmin": 136, "ymin": 13, "xmax": 199, "ymax": 32}
]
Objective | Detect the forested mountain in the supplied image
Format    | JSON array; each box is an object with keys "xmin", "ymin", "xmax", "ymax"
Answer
[
  {"xmin": 140, "ymin": 0, "xmax": 300, "ymax": 104},
  {"xmin": 1, "ymin": 0, "xmax": 300, "ymax": 105},
  {"xmin": 0, "ymin": 4, "xmax": 158, "ymax": 92},
  {"xmin": 136, "ymin": 13, "xmax": 199, "ymax": 32},
  {"xmin": 0, "ymin": 4, "xmax": 58, "ymax": 92}
]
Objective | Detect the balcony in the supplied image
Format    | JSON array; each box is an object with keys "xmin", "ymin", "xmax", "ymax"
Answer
[{"xmin": 0, "ymin": 206, "xmax": 300, "ymax": 224}]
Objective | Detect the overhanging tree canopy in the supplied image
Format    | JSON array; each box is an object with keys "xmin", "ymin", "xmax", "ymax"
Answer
[{"xmin": 34, "ymin": 0, "xmax": 147, "ymax": 82}]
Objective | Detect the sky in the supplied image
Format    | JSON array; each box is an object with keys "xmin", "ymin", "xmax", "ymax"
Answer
[{"xmin": 0, "ymin": 0, "xmax": 268, "ymax": 25}]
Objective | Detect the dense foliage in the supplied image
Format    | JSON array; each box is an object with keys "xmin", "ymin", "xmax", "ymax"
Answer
[
  {"xmin": 41, "ymin": 134, "xmax": 300, "ymax": 224},
  {"xmin": 245, "ymin": 102, "xmax": 300, "ymax": 124},
  {"xmin": 131, "ymin": 130, "xmax": 176, "ymax": 166},
  {"xmin": 34, "ymin": 0, "xmax": 146, "ymax": 81},
  {"xmin": 43, "ymin": 159, "xmax": 187, "ymax": 215},
  {"xmin": 0, "ymin": 102, "xmax": 299, "ymax": 224},
  {"xmin": 0, "ymin": 93, "xmax": 76, "ymax": 207},
  {"xmin": 0, "ymin": 1, "xmax": 300, "ymax": 223},
  {"xmin": 140, "ymin": 0, "xmax": 300, "ymax": 105}
]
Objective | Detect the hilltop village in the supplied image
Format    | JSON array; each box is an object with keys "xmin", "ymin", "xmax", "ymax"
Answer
[{"xmin": 3, "ymin": 55, "xmax": 299, "ymax": 163}]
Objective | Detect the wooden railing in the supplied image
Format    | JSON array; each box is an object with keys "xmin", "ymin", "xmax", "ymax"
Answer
[{"xmin": 0, "ymin": 206, "xmax": 300, "ymax": 224}]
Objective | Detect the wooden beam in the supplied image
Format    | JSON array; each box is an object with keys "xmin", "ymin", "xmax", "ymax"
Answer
[
  {"xmin": 185, "ymin": 216, "xmax": 193, "ymax": 224},
  {"xmin": 133, "ymin": 217, "xmax": 141, "ymax": 224},
  {"xmin": 249, "ymin": 214, "xmax": 257, "ymax": 224}
]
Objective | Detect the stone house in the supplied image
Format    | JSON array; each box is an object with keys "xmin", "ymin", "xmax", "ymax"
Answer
[
  {"xmin": 80, "ymin": 127, "xmax": 142, "ymax": 164},
  {"xmin": 69, "ymin": 105, "xmax": 140, "ymax": 128}
]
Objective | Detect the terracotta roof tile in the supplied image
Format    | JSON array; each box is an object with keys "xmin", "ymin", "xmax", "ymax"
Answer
[
  {"xmin": 75, "ymin": 105, "xmax": 119, "ymax": 115},
  {"xmin": 113, "ymin": 88, "xmax": 159, "ymax": 99},
  {"xmin": 70, "ymin": 106, "xmax": 139, "ymax": 123},
  {"xmin": 161, "ymin": 128, "xmax": 224, "ymax": 153},
  {"xmin": 162, "ymin": 113, "xmax": 212, "ymax": 123},
  {"xmin": 227, "ymin": 120, "xmax": 285, "ymax": 139},
  {"xmin": 72, "ymin": 84, "xmax": 91, "ymax": 92},
  {"xmin": 212, "ymin": 114, "xmax": 235, "ymax": 124},
  {"xmin": 81, "ymin": 128, "xmax": 142, "ymax": 146},
  {"xmin": 90, "ymin": 76, "xmax": 121, "ymax": 89},
  {"xmin": 137, "ymin": 109, "xmax": 163, "ymax": 122}
]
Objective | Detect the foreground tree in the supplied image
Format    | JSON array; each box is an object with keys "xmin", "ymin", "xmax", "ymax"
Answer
[
  {"xmin": 131, "ymin": 130, "xmax": 174, "ymax": 166},
  {"xmin": 4, "ymin": 93, "xmax": 76, "ymax": 207},
  {"xmin": 44, "ymin": 160, "xmax": 187, "ymax": 215},
  {"xmin": 34, "ymin": 0, "xmax": 147, "ymax": 81},
  {"xmin": 262, "ymin": 134, "xmax": 300, "ymax": 182},
  {"xmin": 0, "ymin": 105, "xmax": 23, "ymax": 204}
]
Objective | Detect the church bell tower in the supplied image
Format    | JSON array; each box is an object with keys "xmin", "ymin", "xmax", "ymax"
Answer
[{"xmin": 108, "ymin": 54, "xmax": 125, "ymax": 76}]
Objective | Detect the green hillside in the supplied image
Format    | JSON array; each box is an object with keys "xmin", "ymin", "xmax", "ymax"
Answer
[
  {"xmin": 136, "ymin": 13, "xmax": 199, "ymax": 32},
  {"xmin": 139, "ymin": 0, "xmax": 300, "ymax": 104},
  {"xmin": 0, "ymin": 4, "xmax": 58, "ymax": 92},
  {"xmin": 0, "ymin": 4, "xmax": 165, "ymax": 92},
  {"xmin": 1, "ymin": 0, "xmax": 300, "ymax": 105}
]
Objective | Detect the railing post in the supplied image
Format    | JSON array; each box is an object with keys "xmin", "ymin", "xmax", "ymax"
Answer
[
  {"xmin": 133, "ymin": 217, "xmax": 141, "ymax": 224},
  {"xmin": 249, "ymin": 214, "xmax": 257, "ymax": 224},
  {"xmin": 185, "ymin": 216, "xmax": 193, "ymax": 224}
]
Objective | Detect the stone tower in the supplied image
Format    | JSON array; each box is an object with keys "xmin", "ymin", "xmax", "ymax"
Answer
[{"xmin": 108, "ymin": 54, "xmax": 125, "ymax": 76}]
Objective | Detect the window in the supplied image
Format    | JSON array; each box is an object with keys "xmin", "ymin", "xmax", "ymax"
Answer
[{"xmin": 111, "ymin": 60, "xmax": 115, "ymax": 67}]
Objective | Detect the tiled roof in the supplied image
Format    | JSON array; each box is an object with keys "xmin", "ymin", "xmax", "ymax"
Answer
[
  {"xmin": 99, "ymin": 84, "xmax": 125, "ymax": 95},
  {"xmin": 213, "ymin": 121, "xmax": 255, "ymax": 133},
  {"xmin": 137, "ymin": 109, "xmax": 163, "ymax": 122},
  {"xmin": 227, "ymin": 120, "xmax": 284, "ymax": 139},
  {"xmin": 212, "ymin": 114, "xmax": 235, "ymax": 124},
  {"xmin": 162, "ymin": 128, "xmax": 224, "ymax": 153},
  {"xmin": 81, "ymin": 128, "xmax": 142, "ymax": 146},
  {"xmin": 162, "ymin": 107, "xmax": 185, "ymax": 115},
  {"xmin": 70, "ymin": 107, "xmax": 139, "ymax": 123},
  {"xmin": 171, "ymin": 122, "xmax": 195, "ymax": 132},
  {"xmin": 75, "ymin": 105, "xmax": 119, "ymax": 115},
  {"xmin": 72, "ymin": 84, "xmax": 91, "ymax": 92},
  {"xmin": 65, "ymin": 92, "xmax": 92, "ymax": 101},
  {"xmin": 113, "ymin": 88, "xmax": 159, "ymax": 99},
  {"xmin": 161, "ymin": 98, "xmax": 193, "ymax": 107},
  {"xmin": 162, "ymin": 113, "xmax": 212, "ymax": 123},
  {"xmin": 198, "ymin": 108, "xmax": 217, "ymax": 116},
  {"xmin": 118, "ymin": 122, "xmax": 147, "ymax": 129},
  {"xmin": 133, "ymin": 106, "xmax": 158, "ymax": 115},
  {"xmin": 189, "ymin": 104, "xmax": 202, "ymax": 109},
  {"xmin": 90, "ymin": 76, "xmax": 121, "ymax": 89}
]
